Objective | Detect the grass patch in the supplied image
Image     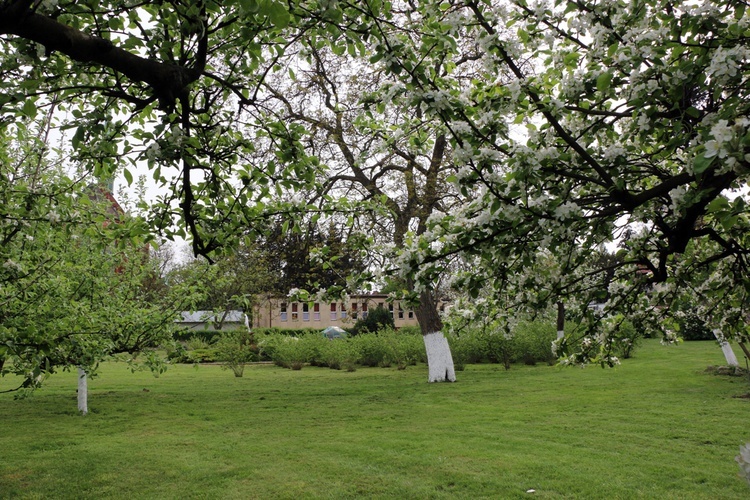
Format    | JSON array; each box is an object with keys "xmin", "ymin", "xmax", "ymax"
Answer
[{"xmin": 1, "ymin": 340, "xmax": 749, "ymax": 498}]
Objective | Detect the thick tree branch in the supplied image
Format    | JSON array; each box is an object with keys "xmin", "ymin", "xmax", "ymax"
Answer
[{"xmin": 0, "ymin": 2, "xmax": 200, "ymax": 108}]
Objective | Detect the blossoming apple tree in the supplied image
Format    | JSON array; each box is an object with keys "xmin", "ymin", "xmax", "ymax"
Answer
[{"xmin": 356, "ymin": 0, "xmax": 749, "ymax": 365}]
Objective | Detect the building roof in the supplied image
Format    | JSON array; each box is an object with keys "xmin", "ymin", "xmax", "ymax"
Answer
[{"xmin": 179, "ymin": 310, "xmax": 246, "ymax": 323}]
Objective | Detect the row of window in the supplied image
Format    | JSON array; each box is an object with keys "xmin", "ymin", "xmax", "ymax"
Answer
[{"xmin": 278, "ymin": 302, "xmax": 414, "ymax": 322}]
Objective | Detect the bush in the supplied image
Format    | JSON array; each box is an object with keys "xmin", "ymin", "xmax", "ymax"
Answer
[
  {"xmin": 173, "ymin": 329, "xmax": 225, "ymax": 344},
  {"xmin": 298, "ymin": 332, "xmax": 330, "ymax": 367},
  {"xmin": 351, "ymin": 332, "xmax": 395, "ymax": 367},
  {"xmin": 186, "ymin": 337, "xmax": 213, "ymax": 350},
  {"xmin": 215, "ymin": 331, "xmax": 257, "ymax": 377},
  {"xmin": 398, "ymin": 325, "xmax": 422, "ymax": 336},
  {"xmin": 678, "ymin": 312, "xmax": 714, "ymax": 341},
  {"xmin": 446, "ymin": 332, "xmax": 468, "ymax": 371},
  {"xmin": 253, "ymin": 327, "xmax": 321, "ymax": 338},
  {"xmin": 610, "ymin": 318, "xmax": 640, "ymax": 359},
  {"xmin": 319, "ymin": 340, "xmax": 358, "ymax": 371},
  {"xmin": 484, "ymin": 329, "xmax": 515, "ymax": 370},
  {"xmin": 349, "ymin": 306, "xmax": 395, "ymax": 336},
  {"xmin": 165, "ymin": 341, "xmax": 218, "ymax": 364},
  {"xmin": 512, "ymin": 321, "xmax": 557, "ymax": 366},
  {"xmin": 377, "ymin": 328, "xmax": 425, "ymax": 370},
  {"xmin": 185, "ymin": 348, "xmax": 218, "ymax": 363},
  {"xmin": 268, "ymin": 336, "xmax": 312, "ymax": 370}
]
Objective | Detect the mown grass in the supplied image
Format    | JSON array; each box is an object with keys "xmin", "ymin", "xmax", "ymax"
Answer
[{"xmin": 1, "ymin": 339, "xmax": 749, "ymax": 499}]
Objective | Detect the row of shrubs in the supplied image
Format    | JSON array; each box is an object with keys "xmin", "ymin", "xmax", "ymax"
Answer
[
  {"xmin": 166, "ymin": 320, "xmax": 581, "ymax": 375},
  {"xmin": 166, "ymin": 310, "xmax": 719, "ymax": 377}
]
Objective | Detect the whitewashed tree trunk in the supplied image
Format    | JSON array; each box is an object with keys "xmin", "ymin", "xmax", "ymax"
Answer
[
  {"xmin": 713, "ymin": 329, "xmax": 739, "ymax": 367},
  {"xmin": 423, "ymin": 332, "xmax": 456, "ymax": 383},
  {"xmin": 77, "ymin": 367, "xmax": 88, "ymax": 415}
]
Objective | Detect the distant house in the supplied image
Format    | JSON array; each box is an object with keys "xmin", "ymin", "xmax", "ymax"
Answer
[
  {"xmin": 177, "ymin": 310, "xmax": 248, "ymax": 331},
  {"xmin": 251, "ymin": 293, "xmax": 448, "ymax": 330}
]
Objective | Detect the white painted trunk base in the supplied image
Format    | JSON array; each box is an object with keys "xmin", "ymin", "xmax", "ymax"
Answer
[
  {"xmin": 556, "ymin": 330, "xmax": 564, "ymax": 340},
  {"xmin": 77, "ymin": 367, "xmax": 88, "ymax": 415},
  {"xmin": 423, "ymin": 332, "xmax": 456, "ymax": 383},
  {"xmin": 713, "ymin": 330, "xmax": 739, "ymax": 367}
]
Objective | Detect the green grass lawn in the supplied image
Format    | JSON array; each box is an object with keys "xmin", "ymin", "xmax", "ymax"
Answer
[{"xmin": 1, "ymin": 339, "xmax": 749, "ymax": 499}]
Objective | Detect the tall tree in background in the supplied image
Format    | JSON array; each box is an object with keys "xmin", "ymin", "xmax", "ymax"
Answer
[
  {"xmin": 258, "ymin": 219, "xmax": 367, "ymax": 294},
  {"xmin": 262, "ymin": 42, "xmax": 473, "ymax": 380}
]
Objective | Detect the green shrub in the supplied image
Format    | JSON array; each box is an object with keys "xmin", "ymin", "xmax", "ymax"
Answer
[
  {"xmin": 398, "ymin": 325, "xmax": 422, "ymax": 336},
  {"xmin": 185, "ymin": 348, "xmax": 218, "ymax": 363},
  {"xmin": 484, "ymin": 329, "xmax": 514, "ymax": 370},
  {"xmin": 165, "ymin": 339, "xmax": 218, "ymax": 363},
  {"xmin": 254, "ymin": 327, "xmax": 321, "ymax": 338},
  {"xmin": 270, "ymin": 336, "xmax": 311, "ymax": 370},
  {"xmin": 215, "ymin": 331, "xmax": 257, "ymax": 377},
  {"xmin": 401, "ymin": 331, "xmax": 427, "ymax": 365},
  {"xmin": 446, "ymin": 333, "xmax": 468, "ymax": 371},
  {"xmin": 610, "ymin": 317, "xmax": 641, "ymax": 359},
  {"xmin": 319, "ymin": 340, "xmax": 358, "ymax": 371},
  {"xmin": 350, "ymin": 333, "xmax": 394, "ymax": 367},
  {"xmin": 173, "ymin": 329, "xmax": 225, "ymax": 344},
  {"xmin": 445, "ymin": 328, "xmax": 490, "ymax": 368},
  {"xmin": 677, "ymin": 312, "xmax": 714, "ymax": 341},
  {"xmin": 377, "ymin": 328, "xmax": 424, "ymax": 370},
  {"xmin": 165, "ymin": 341, "xmax": 188, "ymax": 363},
  {"xmin": 298, "ymin": 332, "xmax": 330, "ymax": 367},
  {"xmin": 512, "ymin": 321, "xmax": 557, "ymax": 366},
  {"xmin": 186, "ymin": 337, "xmax": 213, "ymax": 350},
  {"xmin": 350, "ymin": 306, "xmax": 395, "ymax": 336}
]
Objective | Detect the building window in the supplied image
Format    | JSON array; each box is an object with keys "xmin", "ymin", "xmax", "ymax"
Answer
[
  {"xmin": 362, "ymin": 302, "xmax": 368, "ymax": 319},
  {"xmin": 280, "ymin": 302, "xmax": 288, "ymax": 322},
  {"xmin": 351, "ymin": 302, "xmax": 358, "ymax": 320},
  {"xmin": 303, "ymin": 303, "xmax": 310, "ymax": 321},
  {"xmin": 398, "ymin": 304, "xmax": 404, "ymax": 320},
  {"xmin": 389, "ymin": 303, "xmax": 394, "ymax": 319},
  {"xmin": 330, "ymin": 303, "xmax": 337, "ymax": 321},
  {"xmin": 340, "ymin": 303, "xmax": 347, "ymax": 319},
  {"xmin": 291, "ymin": 303, "xmax": 298, "ymax": 321},
  {"xmin": 408, "ymin": 310, "xmax": 414, "ymax": 319},
  {"xmin": 313, "ymin": 303, "xmax": 320, "ymax": 321}
]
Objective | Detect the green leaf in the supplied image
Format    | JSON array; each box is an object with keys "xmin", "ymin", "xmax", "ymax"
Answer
[
  {"xmin": 123, "ymin": 168, "xmax": 133, "ymax": 186},
  {"xmin": 693, "ymin": 152, "xmax": 715, "ymax": 174},
  {"xmin": 239, "ymin": 0, "xmax": 259, "ymax": 13},
  {"xmin": 735, "ymin": 4, "xmax": 745, "ymax": 20},
  {"xmin": 72, "ymin": 127, "xmax": 85, "ymax": 150},
  {"xmin": 267, "ymin": 1, "xmax": 289, "ymax": 28},
  {"xmin": 706, "ymin": 197, "xmax": 730, "ymax": 213},
  {"xmin": 21, "ymin": 99, "xmax": 37, "ymax": 118},
  {"xmin": 596, "ymin": 72, "xmax": 612, "ymax": 92}
]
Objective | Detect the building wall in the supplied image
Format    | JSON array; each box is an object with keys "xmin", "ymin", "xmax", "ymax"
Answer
[{"xmin": 252, "ymin": 294, "xmax": 443, "ymax": 331}]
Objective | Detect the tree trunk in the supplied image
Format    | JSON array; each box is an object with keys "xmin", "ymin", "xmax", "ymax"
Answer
[
  {"xmin": 77, "ymin": 367, "xmax": 88, "ymax": 415},
  {"xmin": 414, "ymin": 290, "xmax": 455, "ymax": 382},
  {"xmin": 713, "ymin": 329, "xmax": 739, "ymax": 367},
  {"xmin": 556, "ymin": 302, "xmax": 565, "ymax": 340},
  {"xmin": 738, "ymin": 341, "xmax": 750, "ymax": 362},
  {"xmin": 423, "ymin": 332, "xmax": 456, "ymax": 382}
]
